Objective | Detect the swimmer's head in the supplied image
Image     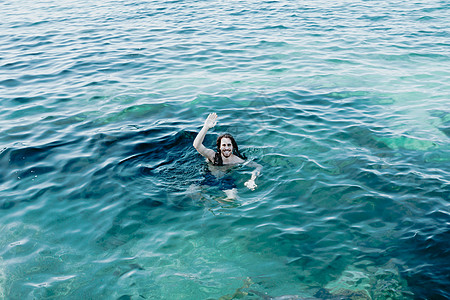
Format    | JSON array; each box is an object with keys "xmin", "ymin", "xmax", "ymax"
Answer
[
  {"xmin": 219, "ymin": 135, "xmax": 234, "ymax": 158},
  {"xmin": 214, "ymin": 133, "xmax": 246, "ymax": 165}
]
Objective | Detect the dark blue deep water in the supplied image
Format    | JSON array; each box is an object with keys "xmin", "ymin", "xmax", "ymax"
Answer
[{"xmin": 1, "ymin": 0, "xmax": 449, "ymax": 299}]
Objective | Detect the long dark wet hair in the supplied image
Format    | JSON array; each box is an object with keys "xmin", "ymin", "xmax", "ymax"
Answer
[{"xmin": 213, "ymin": 133, "xmax": 247, "ymax": 166}]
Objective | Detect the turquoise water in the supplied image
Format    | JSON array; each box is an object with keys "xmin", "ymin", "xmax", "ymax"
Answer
[{"xmin": 1, "ymin": 0, "xmax": 449, "ymax": 299}]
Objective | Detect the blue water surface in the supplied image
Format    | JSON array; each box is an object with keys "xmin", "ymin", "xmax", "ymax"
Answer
[{"xmin": 1, "ymin": 0, "xmax": 449, "ymax": 299}]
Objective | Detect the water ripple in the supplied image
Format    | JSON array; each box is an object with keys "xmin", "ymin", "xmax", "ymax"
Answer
[{"xmin": 1, "ymin": 0, "xmax": 449, "ymax": 298}]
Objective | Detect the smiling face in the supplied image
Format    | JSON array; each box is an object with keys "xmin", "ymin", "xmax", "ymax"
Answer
[{"xmin": 219, "ymin": 137, "xmax": 233, "ymax": 158}]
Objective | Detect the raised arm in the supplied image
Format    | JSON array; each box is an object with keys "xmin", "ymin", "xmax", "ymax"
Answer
[{"xmin": 193, "ymin": 113, "xmax": 217, "ymax": 163}]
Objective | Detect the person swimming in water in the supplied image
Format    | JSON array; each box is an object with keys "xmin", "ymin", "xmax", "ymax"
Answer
[{"xmin": 193, "ymin": 113, "xmax": 262, "ymax": 198}]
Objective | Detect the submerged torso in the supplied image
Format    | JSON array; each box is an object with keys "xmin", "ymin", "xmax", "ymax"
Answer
[{"xmin": 202, "ymin": 163, "xmax": 238, "ymax": 190}]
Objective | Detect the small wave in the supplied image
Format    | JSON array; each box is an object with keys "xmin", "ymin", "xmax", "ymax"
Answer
[
  {"xmin": 10, "ymin": 95, "xmax": 46, "ymax": 104},
  {"xmin": 115, "ymin": 130, "xmax": 202, "ymax": 190},
  {"xmin": 0, "ymin": 79, "xmax": 21, "ymax": 88},
  {"xmin": 1, "ymin": 139, "xmax": 80, "ymax": 169}
]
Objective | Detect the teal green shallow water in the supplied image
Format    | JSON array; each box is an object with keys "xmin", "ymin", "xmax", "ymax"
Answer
[{"xmin": 1, "ymin": 0, "xmax": 449, "ymax": 299}]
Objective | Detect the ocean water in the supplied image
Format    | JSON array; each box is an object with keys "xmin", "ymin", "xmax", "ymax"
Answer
[{"xmin": 1, "ymin": 0, "xmax": 449, "ymax": 299}]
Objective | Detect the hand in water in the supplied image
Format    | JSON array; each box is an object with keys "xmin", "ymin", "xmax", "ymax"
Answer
[
  {"xmin": 244, "ymin": 179, "xmax": 257, "ymax": 191},
  {"xmin": 204, "ymin": 113, "xmax": 217, "ymax": 129}
]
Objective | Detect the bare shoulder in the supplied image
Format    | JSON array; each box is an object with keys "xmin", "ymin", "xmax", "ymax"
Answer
[
  {"xmin": 236, "ymin": 156, "xmax": 246, "ymax": 164},
  {"xmin": 231, "ymin": 156, "xmax": 245, "ymax": 164}
]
